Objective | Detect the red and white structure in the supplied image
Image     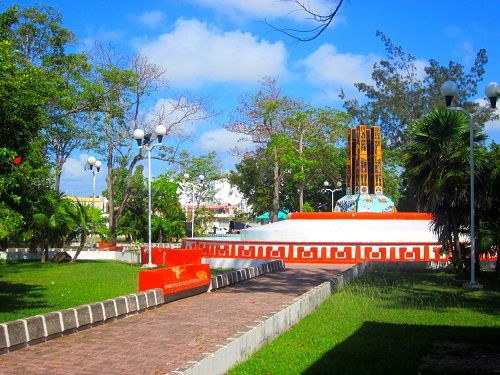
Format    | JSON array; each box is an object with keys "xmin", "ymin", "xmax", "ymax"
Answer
[{"xmin": 184, "ymin": 212, "xmax": 457, "ymax": 263}]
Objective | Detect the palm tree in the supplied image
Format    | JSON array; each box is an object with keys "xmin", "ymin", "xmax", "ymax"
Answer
[
  {"xmin": 67, "ymin": 199, "xmax": 109, "ymax": 262},
  {"xmin": 30, "ymin": 192, "xmax": 75, "ymax": 263},
  {"xmin": 404, "ymin": 108, "xmax": 487, "ymax": 272}
]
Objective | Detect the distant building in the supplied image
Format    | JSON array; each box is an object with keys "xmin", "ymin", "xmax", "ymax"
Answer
[
  {"xmin": 178, "ymin": 178, "xmax": 250, "ymax": 229},
  {"xmin": 65, "ymin": 195, "xmax": 109, "ymax": 215}
]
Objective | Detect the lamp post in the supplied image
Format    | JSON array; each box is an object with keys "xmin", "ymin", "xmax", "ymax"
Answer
[
  {"xmin": 86, "ymin": 156, "xmax": 102, "ymax": 203},
  {"xmin": 323, "ymin": 181, "xmax": 342, "ymax": 212},
  {"xmin": 179, "ymin": 174, "xmax": 205, "ymax": 238},
  {"xmin": 440, "ymin": 80, "xmax": 499, "ymax": 289},
  {"xmin": 86, "ymin": 156, "xmax": 101, "ymax": 248},
  {"xmin": 133, "ymin": 125, "xmax": 167, "ymax": 268}
]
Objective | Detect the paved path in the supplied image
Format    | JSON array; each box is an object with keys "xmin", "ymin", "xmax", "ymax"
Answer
[{"xmin": 0, "ymin": 264, "xmax": 352, "ymax": 375}]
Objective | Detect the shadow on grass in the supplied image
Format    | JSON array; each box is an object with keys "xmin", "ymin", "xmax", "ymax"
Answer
[
  {"xmin": 303, "ymin": 322, "xmax": 500, "ymax": 375},
  {"xmin": 0, "ymin": 281, "xmax": 50, "ymax": 313}
]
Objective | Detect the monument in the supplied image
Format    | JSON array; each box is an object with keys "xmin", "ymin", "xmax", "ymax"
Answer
[{"xmin": 335, "ymin": 125, "xmax": 395, "ymax": 212}]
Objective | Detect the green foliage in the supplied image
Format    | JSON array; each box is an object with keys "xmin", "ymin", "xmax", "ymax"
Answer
[
  {"xmin": 477, "ymin": 143, "xmax": 500, "ymax": 258},
  {"xmin": 115, "ymin": 166, "xmax": 147, "ymax": 241},
  {"xmin": 0, "ymin": 39, "xmax": 49, "ymax": 158},
  {"xmin": 151, "ymin": 175, "xmax": 186, "ymax": 241},
  {"xmin": 342, "ymin": 31, "xmax": 489, "ymax": 150},
  {"xmin": 404, "ymin": 109, "xmax": 488, "ymax": 271},
  {"xmin": 30, "ymin": 193, "xmax": 75, "ymax": 246}
]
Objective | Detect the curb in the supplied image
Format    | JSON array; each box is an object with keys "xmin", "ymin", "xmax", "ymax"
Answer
[
  {"xmin": 172, "ymin": 262, "xmax": 369, "ymax": 375},
  {"xmin": 209, "ymin": 260, "xmax": 285, "ymax": 291},
  {"xmin": 0, "ymin": 260, "xmax": 284, "ymax": 355},
  {"xmin": 0, "ymin": 289, "xmax": 163, "ymax": 354}
]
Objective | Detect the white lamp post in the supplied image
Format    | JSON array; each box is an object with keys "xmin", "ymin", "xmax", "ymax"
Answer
[
  {"xmin": 133, "ymin": 125, "xmax": 167, "ymax": 268},
  {"xmin": 440, "ymin": 80, "xmax": 499, "ymax": 289},
  {"xmin": 179, "ymin": 174, "xmax": 205, "ymax": 238},
  {"xmin": 323, "ymin": 181, "xmax": 342, "ymax": 212},
  {"xmin": 86, "ymin": 157, "xmax": 102, "ymax": 201},
  {"xmin": 86, "ymin": 156, "xmax": 101, "ymax": 249}
]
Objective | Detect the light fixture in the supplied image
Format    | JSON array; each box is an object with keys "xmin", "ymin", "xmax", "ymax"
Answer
[
  {"xmin": 440, "ymin": 80, "xmax": 499, "ymax": 289},
  {"xmin": 132, "ymin": 125, "xmax": 167, "ymax": 268}
]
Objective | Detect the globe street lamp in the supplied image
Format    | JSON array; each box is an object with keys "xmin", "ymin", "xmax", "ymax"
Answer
[
  {"xmin": 440, "ymin": 80, "xmax": 499, "ymax": 289},
  {"xmin": 86, "ymin": 156, "xmax": 102, "ymax": 202},
  {"xmin": 179, "ymin": 174, "xmax": 205, "ymax": 238},
  {"xmin": 86, "ymin": 156, "xmax": 102, "ymax": 248},
  {"xmin": 323, "ymin": 180, "xmax": 342, "ymax": 212},
  {"xmin": 133, "ymin": 125, "xmax": 167, "ymax": 268}
]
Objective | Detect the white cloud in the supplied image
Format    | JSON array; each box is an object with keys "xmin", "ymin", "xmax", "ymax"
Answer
[
  {"xmin": 132, "ymin": 10, "xmax": 166, "ymax": 28},
  {"xmin": 484, "ymin": 107, "xmax": 500, "ymax": 132},
  {"xmin": 137, "ymin": 19, "xmax": 287, "ymax": 86},
  {"xmin": 193, "ymin": 0, "xmax": 334, "ymax": 22},
  {"xmin": 62, "ymin": 154, "xmax": 89, "ymax": 179},
  {"xmin": 198, "ymin": 128, "xmax": 253, "ymax": 153},
  {"xmin": 299, "ymin": 44, "xmax": 428, "ymax": 102},
  {"xmin": 300, "ymin": 44, "xmax": 378, "ymax": 87},
  {"xmin": 60, "ymin": 154, "xmax": 107, "ymax": 197},
  {"xmin": 298, "ymin": 44, "xmax": 378, "ymax": 100}
]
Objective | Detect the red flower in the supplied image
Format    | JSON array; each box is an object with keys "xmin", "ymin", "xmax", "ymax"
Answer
[{"xmin": 13, "ymin": 156, "xmax": 22, "ymax": 166}]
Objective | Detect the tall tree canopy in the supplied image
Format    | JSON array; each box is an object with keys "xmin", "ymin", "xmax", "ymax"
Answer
[{"xmin": 341, "ymin": 31, "xmax": 489, "ymax": 150}]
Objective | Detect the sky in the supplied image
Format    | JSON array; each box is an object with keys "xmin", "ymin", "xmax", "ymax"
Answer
[{"xmin": 3, "ymin": 0, "xmax": 500, "ymax": 197}]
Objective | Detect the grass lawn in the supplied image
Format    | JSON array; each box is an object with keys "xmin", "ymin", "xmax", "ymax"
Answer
[
  {"xmin": 229, "ymin": 268, "xmax": 500, "ymax": 375},
  {"xmin": 0, "ymin": 260, "xmax": 141, "ymax": 323},
  {"xmin": 0, "ymin": 261, "xmax": 237, "ymax": 323}
]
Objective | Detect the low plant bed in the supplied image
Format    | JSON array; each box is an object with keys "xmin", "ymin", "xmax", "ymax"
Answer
[{"xmin": 229, "ymin": 268, "xmax": 500, "ymax": 375}]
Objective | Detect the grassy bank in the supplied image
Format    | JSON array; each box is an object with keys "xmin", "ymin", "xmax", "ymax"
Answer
[
  {"xmin": 0, "ymin": 260, "xmax": 140, "ymax": 323},
  {"xmin": 230, "ymin": 269, "xmax": 500, "ymax": 375}
]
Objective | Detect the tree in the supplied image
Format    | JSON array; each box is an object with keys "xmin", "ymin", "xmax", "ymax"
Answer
[
  {"xmin": 67, "ymin": 199, "xmax": 108, "ymax": 262},
  {"xmin": 280, "ymin": 106, "xmax": 349, "ymax": 211},
  {"xmin": 114, "ymin": 165, "xmax": 147, "ymax": 242},
  {"xmin": 404, "ymin": 109, "xmax": 488, "ymax": 272},
  {"xmin": 342, "ymin": 31, "xmax": 489, "ymax": 150},
  {"xmin": 151, "ymin": 175, "xmax": 186, "ymax": 242},
  {"xmin": 177, "ymin": 151, "xmax": 224, "ymax": 206},
  {"xmin": 229, "ymin": 149, "xmax": 275, "ymax": 216},
  {"xmin": 2, "ymin": 5, "xmax": 99, "ymax": 192},
  {"xmin": 90, "ymin": 45, "xmax": 209, "ymax": 240},
  {"xmin": 476, "ymin": 143, "xmax": 500, "ymax": 278},
  {"xmin": 29, "ymin": 192, "xmax": 75, "ymax": 262},
  {"xmin": 226, "ymin": 77, "xmax": 299, "ymax": 222}
]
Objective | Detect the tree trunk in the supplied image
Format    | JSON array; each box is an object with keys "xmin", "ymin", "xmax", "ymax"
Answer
[
  {"xmin": 41, "ymin": 244, "xmax": 48, "ymax": 263},
  {"xmin": 271, "ymin": 148, "xmax": 280, "ymax": 223},
  {"xmin": 71, "ymin": 232, "xmax": 87, "ymax": 262},
  {"xmin": 450, "ymin": 213, "xmax": 463, "ymax": 273},
  {"xmin": 106, "ymin": 126, "xmax": 117, "ymax": 241},
  {"xmin": 54, "ymin": 160, "xmax": 63, "ymax": 194},
  {"xmin": 495, "ymin": 246, "xmax": 500, "ymax": 280}
]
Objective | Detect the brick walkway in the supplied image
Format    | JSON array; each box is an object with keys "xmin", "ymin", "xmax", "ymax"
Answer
[{"xmin": 0, "ymin": 264, "xmax": 352, "ymax": 375}]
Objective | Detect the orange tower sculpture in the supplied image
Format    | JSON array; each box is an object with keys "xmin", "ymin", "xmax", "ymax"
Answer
[{"xmin": 337, "ymin": 125, "xmax": 395, "ymax": 212}]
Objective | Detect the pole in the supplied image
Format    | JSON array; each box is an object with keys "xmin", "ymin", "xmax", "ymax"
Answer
[
  {"xmin": 191, "ymin": 188, "xmax": 195, "ymax": 238},
  {"xmin": 330, "ymin": 190, "xmax": 334, "ymax": 212},
  {"xmin": 92, "ymin": 172, "xmax": 96, "ymax": 202},
  {"xmin": 469, "ymin": 116, "xmax": 477, "ymax": 285},
  {"xmin": 147, "ymin": 147, "xmax": 153, "ymax": 267},
  {"xmin": 91, "ymin": 171, "xmax": 96, "ymax": 249}
]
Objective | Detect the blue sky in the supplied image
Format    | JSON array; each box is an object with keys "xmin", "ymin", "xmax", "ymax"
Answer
[{"xmin": 3, "ymin": 0, "xmax": 500, "ymax": 196}]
